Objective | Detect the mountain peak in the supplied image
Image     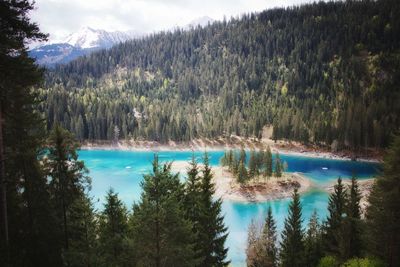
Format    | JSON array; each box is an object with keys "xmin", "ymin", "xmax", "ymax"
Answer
[{"xmin": 63, "ymin": 27, "xmax": 130, "ymax": 49}]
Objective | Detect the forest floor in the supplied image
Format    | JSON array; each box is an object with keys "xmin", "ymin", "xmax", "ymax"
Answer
[{"xmin": 82, "ymin": 135, "xmax": 382, "ymax": 163}]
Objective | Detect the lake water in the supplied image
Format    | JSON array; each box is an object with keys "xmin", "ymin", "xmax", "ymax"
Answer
[{"xmin": 79, "ymin": 150, "xmax": 380, "ymax": 266}]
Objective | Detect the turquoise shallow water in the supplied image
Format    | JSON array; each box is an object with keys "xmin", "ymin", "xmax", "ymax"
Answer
[{"xmin": 78, "ymin": 150, "xmax": 380, "ymax": 266}]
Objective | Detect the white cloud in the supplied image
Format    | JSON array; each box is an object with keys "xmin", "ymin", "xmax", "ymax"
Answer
[{"xmin": 30, "ymin": 0, "xmax": 318, "ymax": 43}]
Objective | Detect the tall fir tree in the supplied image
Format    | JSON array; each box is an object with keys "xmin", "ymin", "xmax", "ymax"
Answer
[
  {"xmin": 259, "ymin": 206, "xmax": 278, "ymax": 267},
  {"xmin": 183, "ymin": 154, "xmax": 203, "ymax": 263},
  {"xmin": 304, "ymin": 210, "xmax": 323, "ymax": 267},
  {"xmin": 130, "ymin": 155, "xmax": 199, "ymax": 267},
  {"xmin": 198, "ymin": 153, "xmax": 230, "ymax": 266},
  {"xmin": 340, "ymin": 175, "xmax": 362, "ymax": 260},
  {"xmin": 280, "ymin": 188, "xmax": 305, "ymax": 267},
  {"xmin": 0, "ymin": 0, "xmax": 47, "ymax": 264},
  {"xmin": 366, "ymin": 135, "xmax": 400, "ymax": 267},
  {"xmin": 44, "ymin": 125, "xmax": 90, "ymax": 263},
  {"xmin": 322, "ymin": 177, "xmax": 347, "ymax": 259},
  {"xmin": 248, "ymin": 149, "xmax": 258, "ymax": 178},
  {"xmin": 64, "ymin": 195, "xmax": 98, "ymax": 267},
  {"xmin": 264, "ymin": 146, "xmax": 273, "ymax": 177},
  {"xmin": 274, "ymin": 152, "xmax": 282, "ymax": 178},
  {"xmin": 98, "ymin": 188, "xmax": 130, "ymax": 267}
]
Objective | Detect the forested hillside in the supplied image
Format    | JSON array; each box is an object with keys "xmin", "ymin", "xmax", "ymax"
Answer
[{"xmin": 41, "ymin": 0, "xmax": 400, "ymax": 150}]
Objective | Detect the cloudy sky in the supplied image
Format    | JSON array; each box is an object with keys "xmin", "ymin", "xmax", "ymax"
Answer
[{"xmin": 30, "ymin": 0, "xmax": 317, "ymax": 43}]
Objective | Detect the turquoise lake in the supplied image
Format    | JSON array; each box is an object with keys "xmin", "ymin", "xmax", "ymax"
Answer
[{"xmin": 79, "ymin": 150, "xmax": 380, "ymax": 266}]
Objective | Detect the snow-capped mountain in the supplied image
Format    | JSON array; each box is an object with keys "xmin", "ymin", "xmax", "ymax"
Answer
[
  {"xmin": 29, "ymin": 27, "xmax": 143, "ymax": 66},
  {"xmin": 63, "ymin": 26, "xmax": 132, "ymax": 49}
]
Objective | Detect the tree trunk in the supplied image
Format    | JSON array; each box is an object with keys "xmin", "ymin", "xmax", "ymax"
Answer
[{"xmin": 0, "ymin": 107, "xmax": 9, "ymax": 263}]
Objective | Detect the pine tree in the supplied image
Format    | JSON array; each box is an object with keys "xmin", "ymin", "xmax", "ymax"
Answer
[
  {"xmin": 304, "ymin": 210, "xmax": 323, "ymax": 267},
  {"xmin": 183, "ymin": 154, "xmax": 203, "ymax": 263},
  {"xmin": 248, "ymin": 149, "xmax": 258, "ymax": 179},
  {"xmin": 366, "ymin": 135, "xmax": 400, "ymax": 267},
  {"xmin": 45, "ymin": 125, "xmax": 90, "ymax": 259},
  {"xmin": 341, "ymin": 175, "xmax": 362, "ymax": 260},
  {"xmin": 198, "ymin": 153, "xmax": 230, "ymax": 266},
  {"xmin": 0, "ymin": 0, "xmax": 47, "ymax": 262},
  {"xmin": 264, "ymin": 146, "xmax": 273, "ymax": 177},
  {"xmin": 280, "ymin": 188, "xmax": 305, "ymax": 267},
  {"xmin": 323, "ymin": 177, "xmax": 347, "ymax": 258},
  {"xmin": 239, "ymin": 146, "xmax": 246, "ymax": 164},
  {"xmin": 130, "ymin": 155, "xmax": 198, "ymax": 267},
  {"xmin": 64, "ymin": 195, "xmax": 98, "ymax": 267},
  {"xmin": 98, "ymin": 188, "xmax": 130, "ymax": 267},
  {"xmin": 274, "ymin": 152, "xmax": 282, "ymax": 178},
  {"xmin": 259, "ymin": 206, "xmax": 278, "ymax": 267},
  {"xmin": 237, "ymin": 160, "xmax": 248, "ymax": 183}
]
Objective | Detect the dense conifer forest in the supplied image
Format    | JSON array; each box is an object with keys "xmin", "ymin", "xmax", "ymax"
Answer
[
  {"xmin": 1, "ymin": 0, "xmax": 400, "ymax": 267},
  {"xmin": 40, "ymin": 0, "xmax": 400, "ymax": 151}
]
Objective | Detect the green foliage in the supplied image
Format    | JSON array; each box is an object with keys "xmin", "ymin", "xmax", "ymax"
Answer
[
  {"xmin": 274, "ymin": 152, "xmax": 283, "ymax": 178},
  {"xmin": 44, "ymin": 125, "xmax": 91, "ymax": 264},
  {"xmin": 318, "ymin": 256, "xmax": 340, "ymax": 267},
  {"xmin": 130, "ymin": 156, "xmax": 199, "ymax": 266},
  {"xmin": 98, "ymin": 189, "xmax": 130, "ymax": 266},
  {"xmin": 64, "ymin": 195, "xmax": 98, "ymax": 267},
  {"xmin": 340, "ymin": 175, "xmax": 362, "ymax": 260},
  {"xmin": 323, "ymin": 177, "xmax": 347, "ymax": 258},
  {"xmin": 366, "ymin": 135, "xmax": 400, "ymax": 267},
  {"xmin": 264, "ymin": 146, "xmax": 273, "ymax": 177},
  {"xmin": 248, "ymin": 149, "xmax": 258, "ymax": 178},
  {"xmin": 246, "ymin": 207, "xmax": 278, "ymax": 267},
  {"xmin": 304, "ymin": 210, "xmax": 323, "ymax": 267},
  {"xmin": 40, "ymin": 0, "xmax": 400, "ymax": 150},
  {"xmin": 280, "ymin": 189, "xmax": 305, "ymax": 267},
  {"xmin": 197, "ymin": 153, "xmax": 230, "ymax": 266},
  {"xmin": 220, "ymin": 147, "xmax": 280, "ymax": 183},
  {"xmin": 0, "ymin": 0, "xmax": 49, "ymax": 264},
  {"xmin": 341, "ymin": 258, "xmax": 386, "ymax": 267}
]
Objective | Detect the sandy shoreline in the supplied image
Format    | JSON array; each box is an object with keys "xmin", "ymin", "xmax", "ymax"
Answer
[{"xmin": 81, "ymin": 139, "xmax": 381, "ymax": 163}]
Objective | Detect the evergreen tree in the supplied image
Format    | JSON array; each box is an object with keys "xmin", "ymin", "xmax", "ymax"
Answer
[
  {"xmin": 183, "ymin": 154, "xmax": 203, "ymax": 263},
  {"xmin": 264, "ymin": 146, "xmax": 273, "ymax": 177},
  {"xmin": 237, "ymin": 160, "xmax": 248, "ymax": 184},
  {"xmin": 366, "ymin": 135, "xmax": 400, "ymax": 267},
  {"xmin": 248, "ymin": 149, "xmax": 258, "ymax": 179},
  {"xmin": 198, "ymin": 153, "xmax": 230, "ymax": 266},
  {"xmin": 259, "ymin": 207, "xmax": 278, "ymax": 267},
  {"xmin": 323, "ymin": 177, "xmax": 347, "ymax": 258},
  {"xmin": 304, "ymin": 210, "xmax": 323, "ymax": 267},
  {"xmin": 45, "ymin": 125, "xmax": 90, "ymax": 262},
  {"xmin": 64, "ymin": 195, "xmax": 98, "ymax": 267},
  {"xmin": 341, "ymin": 175, "xmax": 362, "ymax": 260},
  {"xmin": 130, "ymin": 155, "xmax": 198, "ymax": 267},
  {"xmin": 280, "ymin": 188, "xmax": 305, "ymax": 267},
  {"xmin": 274, "ymin": 152, "xmax": 283, "ymax": 178},
  {"xmin": 239, "ymin": 146, "xmax": 246, "ymax": 164},
  {"xmin": 98, "ymin": 188, "xmax": 130, "ymax": 267},
  {"xmin": 0, "ymin": 0, "xmax": 47, "ymax": 263}
]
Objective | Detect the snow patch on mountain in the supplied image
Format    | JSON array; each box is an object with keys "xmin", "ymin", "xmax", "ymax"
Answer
[{"xmin": 63, "ymin": 26, "xmax": 132, "ymax": 49}]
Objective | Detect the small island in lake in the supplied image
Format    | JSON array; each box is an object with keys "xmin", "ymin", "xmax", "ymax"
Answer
[{"xmin": 171, "ymin": 160, "xmax": 313, "ymax": 202}]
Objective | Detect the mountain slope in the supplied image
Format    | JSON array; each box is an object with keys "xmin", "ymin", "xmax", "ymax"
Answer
[{"xmin": 41, "ymin": 0, "xmax": 400, "ymax": 150}]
